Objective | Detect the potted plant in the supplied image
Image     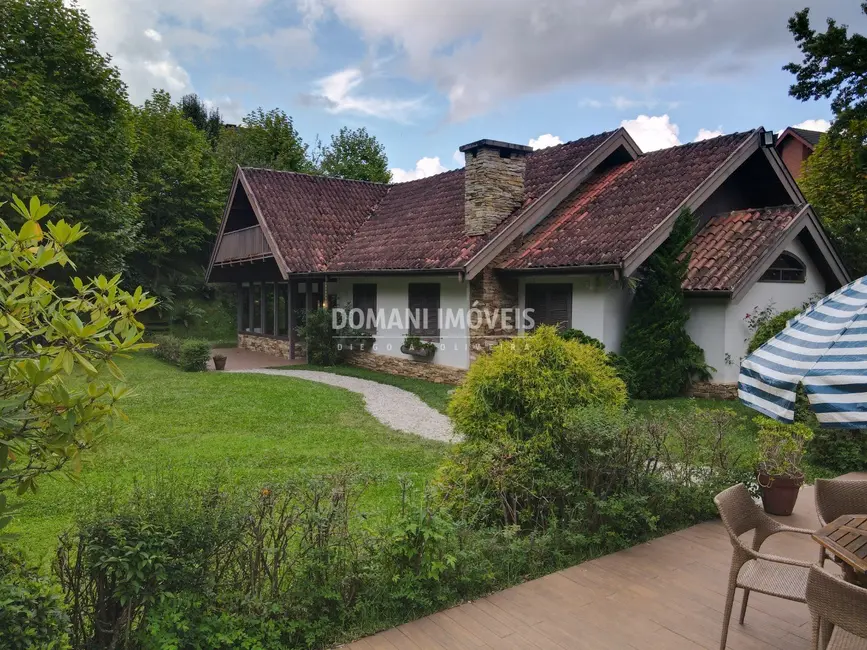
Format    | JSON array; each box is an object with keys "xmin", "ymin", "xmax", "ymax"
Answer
[
  {"xmin": 212, "ymin": 353, "xmax": 227, "ymax": 371},
  {"xmin": 754, "ymin": 416, "xmax": 814, "ymax": 515},
  {"xmin": 400, "ymin": 335, "xmax": 437, "ymax": 359}
]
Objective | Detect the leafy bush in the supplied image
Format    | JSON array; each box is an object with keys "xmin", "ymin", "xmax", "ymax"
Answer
[
  {"xmin": 558, "ymin": 329, "xmax": 636, "ymax": 396},
  {"xmin": 755, "ymin": 416, "xmax": 814, "ymax": 478},
  {"xmin": 621, "ymin": 208, "xmax": 710, "ymax": 398},
  {"xmin": 179, "ymin": 339, "xmax": 211, "ymax": 372},
  {"xmin": 0, "ymin": 547, "xmax": 70, "ymax": 649},
  {"xmin": 151, "ymin": 334, "xmax": 182, "ymax": 365},
  {"xmin": 807, "ymin": 428, "xmax": 867, "ymax": 474},
  {"xmin": 437, "ymin": 405, "xmax": 749, "ymax": 531},
  {"xmin": 747, "ymin": 308, "xmax": 801, "ymax": 353},
  {"xmin": 298, "ymin": 307, "xmax": 339, "ymax": 366},
  {"xmin": 449, "ymin": 326, "xmax": 627, "ymax": 443}
]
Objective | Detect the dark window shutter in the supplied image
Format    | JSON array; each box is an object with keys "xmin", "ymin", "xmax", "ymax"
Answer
[
  {"xmin": 408, "ymin": 283, "xmax": 440, "ymax": 337},
  {"xmin": 352, "ymin": 284, "xmax": 377, "ymax": 331},
  {"xmin": 526, "ymin": 283, "xmax": 571, "ymax": 331}
]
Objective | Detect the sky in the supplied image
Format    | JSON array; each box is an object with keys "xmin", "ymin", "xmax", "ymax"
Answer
[{"xmin": 75, "ymin": 0, "xmax": 860, "ymax": 182}]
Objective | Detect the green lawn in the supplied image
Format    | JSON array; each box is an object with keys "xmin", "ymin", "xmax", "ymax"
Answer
[
  {"xmin": 285, "ymin": 364, "xmax": 456, "ymax": 414},
  {"xmin": 9, "ymin": 356, "xmax": 447, "ymax": 562}
]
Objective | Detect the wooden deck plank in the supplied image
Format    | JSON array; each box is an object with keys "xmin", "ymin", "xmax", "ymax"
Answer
[{"xmin": 345, "ymin": 485, "xmax": 827, "ymax": 649}]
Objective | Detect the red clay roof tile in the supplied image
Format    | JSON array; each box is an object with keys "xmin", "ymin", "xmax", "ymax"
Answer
[{"xmin": 682, "ymin": 204, "xmax": 806, "ymax": 292}]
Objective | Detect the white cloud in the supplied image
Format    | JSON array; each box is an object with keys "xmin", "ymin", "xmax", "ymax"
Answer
[
  {"xmin": 581, "ymin": 96, "xmax": 680, "ymax": 111},
  {"xmin": 695, "ymin": 128, "xmax": 724, "ymax": 142},
  {"xmin": 306, "ymin": 67, "xmax": 425, "ymax": 122},
  {"xmin": 299, "ymin": 0, "xmax": 864, "ymax": 120},
  {"xmin": 144, "ymin": 28, "xmax": 162, "ymax": 42},
  {"xmin": 390, "ymin": 156, "xmax": 447, "ymax": 182},
  {"xmin": 205, "ymin": 96, "xmax": 246, "ymax": 125},
  {"xmin": 452, "ymin": 149, "xmax": 464, "ymax": 166},
  {"xmin": 793, "ymin": 119, "xmax": 831, "ymax": 132},
  {"xmin": 529, "ymin": 134, "xmax": 562, "ymax": 150},
  {"xmin": 621, "ymin": 115, "xmax": 681, "ymax": 152}
]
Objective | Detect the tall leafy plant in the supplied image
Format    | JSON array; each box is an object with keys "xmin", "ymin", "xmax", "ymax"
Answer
[
  {"xmin": 0, "ymin": 196, "xmax": 155, "ymax": 528},
  {"xmin": 621, "ymin": 208, "xmax": 709, "ymax": 398}
]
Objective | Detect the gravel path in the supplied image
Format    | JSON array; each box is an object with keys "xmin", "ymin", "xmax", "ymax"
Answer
[{"xmin": 231, "ymin": 368, "xmax": 458, "ymax": 443}]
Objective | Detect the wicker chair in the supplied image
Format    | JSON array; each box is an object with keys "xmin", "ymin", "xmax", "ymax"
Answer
[
  {"xmin": 714, "ymin": 483, "xmax": 815, "ymax": 650},
  {"xmin": 815, "ymin": 479, "xmax": 867, "ymax": 566},
  {"xmin": 807, "ymin": 565, "xmax": 867, "ymax": 650}
]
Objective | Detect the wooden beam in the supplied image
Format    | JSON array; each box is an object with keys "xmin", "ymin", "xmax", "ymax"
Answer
[
  {"xmin": 289, "ymin": 280, "xmax": 297, "ymax": 360},
  {"xmin": 305, "ymin": 280, "xmax": 312, "ymax": 314}
]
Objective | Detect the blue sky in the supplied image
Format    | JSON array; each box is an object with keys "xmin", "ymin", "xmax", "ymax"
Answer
[{"xmin": 77, "ymin": 0, "xmax": 861, "ymax": 181}]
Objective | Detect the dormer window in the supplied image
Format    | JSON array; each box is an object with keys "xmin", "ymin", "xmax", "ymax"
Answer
[{"xmin": 759, "ymin": 253, "xmax": 806, "ymax": 283}]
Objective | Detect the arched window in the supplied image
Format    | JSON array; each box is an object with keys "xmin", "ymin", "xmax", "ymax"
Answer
[{"xmin": 759, "ymin": 253, "xmax": 806, "ymax": 283}]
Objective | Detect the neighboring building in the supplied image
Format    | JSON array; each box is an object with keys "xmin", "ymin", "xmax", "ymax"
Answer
[
  {"xmin": 775, "ymin": 127, "xmax": 823, "ymax": 180},
  {"xmin": 206, "ymin": 127, "xmax": 849, "ymax": 395}
]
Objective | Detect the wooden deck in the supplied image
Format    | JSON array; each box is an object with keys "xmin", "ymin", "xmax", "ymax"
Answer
[{"xmin": 345, "ymin": 481, "xmax": 859, "ymax": 650}]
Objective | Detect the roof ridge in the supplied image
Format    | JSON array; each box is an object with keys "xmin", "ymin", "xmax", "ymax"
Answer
[
  {"xmin": 638, "ymin": 130, "xmax": 755, "ymax": 157},
  {"xmin": 526, "ymin": 130, "xmax": 616, "ymax": 156},
  {"xmin": 240, "ymin": 166, "xmax": 392, "ymax": 187}
]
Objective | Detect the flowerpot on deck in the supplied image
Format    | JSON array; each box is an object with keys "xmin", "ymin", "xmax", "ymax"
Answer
[
  {"xmin": 758, "ymin": 472, "xmax": 804, "ymax": 516},
  {"xmin": 213, "ymin": 355, "xmax": 227, "ymax": 371}
]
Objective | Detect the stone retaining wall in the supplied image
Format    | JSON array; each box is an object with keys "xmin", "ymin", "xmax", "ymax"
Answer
[
  {"xmin": 344, "ymin": 352, "xmax": 466, "ymax": 385},
  {"xmin": 238, "ymin": 333, "xmax": 304, "ymax": 359},
  {"xmin": 686, "ymin": 381, "xmax": 738, "ymax": 400}
]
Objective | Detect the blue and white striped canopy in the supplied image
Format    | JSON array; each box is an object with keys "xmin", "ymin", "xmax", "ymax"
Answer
[{"xmin": 739, "ymin": 276, "xmax": 867, "ymax": 428}]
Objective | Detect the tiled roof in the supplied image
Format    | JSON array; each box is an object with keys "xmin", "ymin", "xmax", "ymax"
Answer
[
  {"xmin": 682, "ymin": 204, "xmax": 806, "ymax": 292},
  {"xmin": 241, "ymin": 168, "xmax": 388, "ymax": 273},
  {"xmin": 329, "ymin": 132, "xmax": 614, "ymax": 272},
  {"xmin": 789, "ymin": 127, "xmax": 822, "ymax": 148},
  {"xmin": 498, "ymin": 131, "xmax": 754, "ymax": 270}
]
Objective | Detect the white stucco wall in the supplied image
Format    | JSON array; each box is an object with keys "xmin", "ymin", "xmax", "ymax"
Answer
[
  {"xmin": 333, "ymin": 275, "xmax": 471, "ymax": 369},
  {"xmin": 518, "ymin": 274, "xmax": 632, "ymax": 352},
  {"xmin": 686, "ymin": 238, "xmax": 827, "ymax": 383}
]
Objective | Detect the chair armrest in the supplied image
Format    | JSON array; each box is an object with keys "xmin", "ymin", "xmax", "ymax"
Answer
[
  {"xmin": 747, "ymin": 548, "xmax": 814, "ymax": 568},
  {"xmin": 772, "ymin": 525, "xmax": 816, "ymax": 536}
]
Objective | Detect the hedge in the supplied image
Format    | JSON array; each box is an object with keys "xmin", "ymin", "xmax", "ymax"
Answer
[{"xmin": 152, "ymin": 335, "xmax": 211, "ymax": 372}]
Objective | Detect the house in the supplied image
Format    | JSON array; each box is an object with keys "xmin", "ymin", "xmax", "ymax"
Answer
[
  {"xmin": 206, "ymin": 127, "xmax": 849, "ymax": 396},
  {"xmin": 775, "ymin": 126, "xmax": 823, "ymax": 180}
]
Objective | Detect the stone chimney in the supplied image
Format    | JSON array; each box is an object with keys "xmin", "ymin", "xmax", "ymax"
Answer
[{"xmin": 460, "ymin": 139, "xmax": 532, "ymax": 236}]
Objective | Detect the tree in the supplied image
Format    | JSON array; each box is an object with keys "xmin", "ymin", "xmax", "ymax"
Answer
[
  {"xmin": 130, "ymin": 91, "xmax": 224, "ymax": 291},
  {"xmin": 0, "ymin": 196, "xmax": 155, "ymax": 528},
  {"xmin": 785, "ymin": 4, "xmax": 867, "ymax": 129},
  {"xmin": 800, "ymin": 120, "xmax": 867, "ymax": 277},
  {"xmin": 0, "ymin": 0, "xmax": 139, "ymax": 276},
  {"xmin": 179, "ymin": 93, "xmax": 223, "ymax": 147},
  {"xmin": 216, "ymin": 108, "xmax": 312, "ymax": 188},
  {"xmin": 319, "ymin": 127, "xmax": 391, "ymax": 183},
  {"xmin": 621, "ymin": 209, "xmax": 710, "ymax": 399}
]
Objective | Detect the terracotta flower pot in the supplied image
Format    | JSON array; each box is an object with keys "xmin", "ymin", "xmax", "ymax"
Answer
[
  {"xmin": 758, "ymin": 472, "xmax": 804, "ymax": 516},
  {"xmin": 213, "ymin": 355, "xmax": 227, "ymax": 371}
]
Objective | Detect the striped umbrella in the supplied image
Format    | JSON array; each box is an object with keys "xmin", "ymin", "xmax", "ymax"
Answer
[{"xmin": 739, "ymin": 276, "xmax": 867, "ymax": 428}]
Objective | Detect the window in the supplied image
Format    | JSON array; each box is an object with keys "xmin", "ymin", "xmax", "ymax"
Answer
[
  {"xmin": 353, "ymin": 284, "xmax": 377, "ymax": 332},
  {"xmin": 759, "ymin": 253, "xmax": 806, "ymax": 283},
  {"xmin": 264, "ymin": 283, "xmax": 275, "ymax": 335},
  {"xmin": 251, "ymin": 284, "xmax": 262, "ymax": 333},
  {"xmin": 408, "ymin": 283, "xmax": 440, "ymax": 338},
  {"xmin": 240, "ymin": 285, "xmax": 251, "ymax": 332},
  {"xmin": 277, "ymin": 284, "xmax": 289, "ymax": 337},
  {"xmin": 525, "ymin": 283, "xmax": 571, "ymax": 331}
]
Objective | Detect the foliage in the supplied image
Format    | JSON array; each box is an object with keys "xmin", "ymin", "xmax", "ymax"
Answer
[
  {"xmin": 150, "ymin": 334, "xmax": 183, "ymax": 366},
  {"xmin": 755, "ymin": 416, "xmax": 814, "ymax": 479},
  {"xmin": 436, "ymin": 405, "xmax": 749, "ymax": 531},
  {"xmin": 801, "ymin": 121, "xmax": 867, "ymax": 277},
  {"xmin": 130, "ymin": 90, "xmax": 224, "ymax": 291},
  {"xmin": 559, "ymin": 329, "xmax": 636, "ymax": 396},
  {"xmin": 621, "ymin": 208, "xmax": 710, "ymax": 399},
  {"xmin": 297, "ymin": 307, "xmax": 339, "ymax": 366},
  {"xmin": 807, "ymin": 428, "xmax": 867, "ymax": 474},
  {"xmin": 319, "ymin": 127, "xmax": 391, "ymax": 183},
  {"xmin": 402, "ymin": 335, "xmax": 437, "ymax": 354},
  {"xmin": 0, "ymin": 546, "xmax": 70, "ymax": 649},
  {"xmin": 179, "ymin": 339, "xmax": 212, "ymax": 372},
  {"xmin": 448, "ymin": 326, "xmax": 627, "ymax": 443},
  {"xmin": 0, "ymin": 196, "xmax": 154, "ymax": 528},
  {"xmin": 785, "ymin": 4, "xmax": 867, "ymax": 129},
  {"xmin": 0, "ymin": 0, "xmax": 138, "ymax": 275},
  {"xmin": 179, "ymin": 93, "xmax": 223, "ymax": 146},
  {"xmin": 747, "ymin": 308, "xmax": 802, "ymax": 353}
]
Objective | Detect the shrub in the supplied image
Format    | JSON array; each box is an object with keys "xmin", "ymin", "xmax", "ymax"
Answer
[
  {"xmin": 558, "ymin": 329, "xmax": 636, "ymax": 396},
  {"xmin": 179, "ymin": 339, "xmax": 211, "ymax": 372},
  {"xmin": 448, "ymin": 326, "xmax": 627, "ymax": 443},
  {"xmin": 437, "ymin": 405, "xmax": 749, "ymax": 531},
  {"xmin": 151, "ymin": 334, "xmax": 182, "ymax": 365},
  {"xmin": 0, "ymin": 546, "xmax": 70, "ymax": 649},
  {"xmin": 747, "ymin": 308, "xmax": 801, "ymax": 353},
  {"xmin": 807, "ymin": 428, "xmax": 867, "ymax": 474},
  {"xmin": 755, "ymin": 416, "xmax": 814, "ymax": 478},
  {"xmin": 621, "ymin": 208, "xmax": 710, "ymax": 398},
  {"xmin": 298, "ymin": 307, "xmax": 339, "ymax": 366}
]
